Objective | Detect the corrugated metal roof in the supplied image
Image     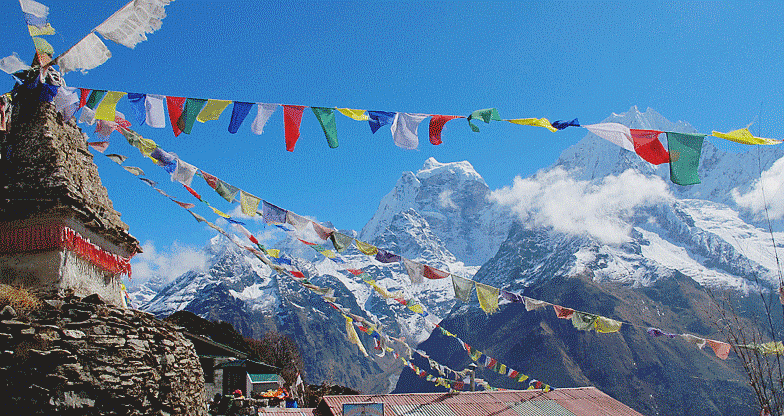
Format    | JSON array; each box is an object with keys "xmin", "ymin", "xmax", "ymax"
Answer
[{"xmin": 319, "ymin": 387, "xmax": 643, "ymax": 416}]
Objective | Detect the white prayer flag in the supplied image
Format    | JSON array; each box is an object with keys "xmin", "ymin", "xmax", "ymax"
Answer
[
  {"xmin": 144, "ymin": 94, "xmax": 166, "ymax": 128},
  {"xmin": 54, "ymin": 86, "xmax": 80, "ymax": 120},
  {"xmin": 57, "ymin": 33, "xmax": 112, "ymax": 74},
  {"xmin": 95, "ymin": 0, "xmax": 173, "ymax": 49},
  {"xmin": 584, "ymin": 122, "xmax": 635, "ymax": 152},
  {"xmin": 251, "ymin": 103, "xmax": 278, "ymax": 135},
  {"xmin": 19, "ymin": 0, "xmax": 48, "ymax": 18},
  {"xmin": 171, "ymin": 159, "xmax": 197, "ymax": 187},
  {"xmin": 0, "ymin": 53, "xmax": 31, "ymax": 75},
  {"xmin": 391, "ymin": 113, "xmax": 428, "ymax": 150}
]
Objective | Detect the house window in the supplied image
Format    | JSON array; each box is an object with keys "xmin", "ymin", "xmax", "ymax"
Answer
[{"xmin": 200, "ymin": 357, "xmax": 215, "ymax": 383}]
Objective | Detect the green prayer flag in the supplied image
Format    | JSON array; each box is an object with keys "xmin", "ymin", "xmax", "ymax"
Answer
[
  {"xmin": 312, "ymin": 107, "xmax": 339, "ymax": 148},
  {"xmin": 86, "ymin": 90, "xmax": 107, "ymax": 110},
  {"xmin": 467, "ymin": 108, "xmax": 501, "ymax": 132},
  {"xmin": 329, "ymin": 232, "xmax": 353, "ymax": 253},
  {"xmin": 178, "ymin": 98, "xmax": 207, "ymax": 134},
  {"xmin": 571, "ymin": 312, "xmax": 599, "ymax": 331},
  {"xmin": 32, "ymin": 37, "xmax": 54, "ymax": 56},
  {"xmin": 215, "ymin": 180, "xmax": 239, "ymax": 202},
  {"xmin": 666, "ymin": 132, "xmax": 706, "ymax": 186}
]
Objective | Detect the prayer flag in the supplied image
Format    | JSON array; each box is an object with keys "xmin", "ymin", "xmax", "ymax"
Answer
[
  {"xmin": 57, "ymin": 33, "xmax": 112, "ymax": 74},
  {"xmin": 423, "ymin": 265, "xmax": 449, "ymax": 280},
  {"xmin": 402, "ymin": 258, "xmax": 424, "ymax": 284},
  {"xmin": 173, "ymin": 200, "xmax": 195, "ymax": 209},
  {"xmin": 706, "ymin": 339, "xmax": 731, "ymax": 360},
  {"xmin": 171, "ymin": 159, "xmax": 197, "ymax": 187},
  {"xmin": 647, "ymin": 328, "xmax": 677, "ymax": 338},
  {"xmin": 197, "ymin": 99, "xmax": 231, "ymax": 122},
  {"xmin": 38, "ymin": 83, "xmax": 58, "ymax": 103},
  {"xmin": 355, "ymin": 240, "xmax": 378, "ymax": 256},
  {"xmin": 86, "ymin": 90, "xmax": 107, "ymax": 110},
  {"xmin": 337, "ymin": 108, "xmax": 369, "ymax": 121},
  {"xmin": 87, "ymin": 141, "xmax": 109, "ymax": 153},
  {"xmin": 240, "ymin": 191, "xmax": 261, "ymax": 216},
  {"xmin": 329, "ymin": 232, "xmax": 353, "ymax": 253},
  {"xmin": 506, "ymin": 117, "xmax": 557, "ymax": 132},
  {"xmin": 553, "ymin": 304, "xmax": 575, "ymax": 319},
  {"xmin": 32, "ymin": 37, "xmax": 53, "ymax": 56},
  {"xmin": 630, "ymin": 129, "xmax": 669, "ymax": 165},
  {"xmin": 428, "ymin": 115, "xmax": 460, "ymax": 145},
  {"xmin": 595, "ymin": 316, "xmax": 622, "ymax": 333},
  {"xmin": 476, "ymin": 283, "xmax": 499, "ymax": 314},
  {"xmin": 584, "ymin": 122, "xmax": 634, "ymax": 151},
  {"xmin": 311, "ymin": 221, "xmax": 334, "ymax": 240},
  {"xmin": 106, "ymin": 154, "xmax": 127, "ymax": 164},
  {"xmin": 712, "ymin": 127, "xmax": 781, "ymax": 145},
  {"xmin": 451, "ymin": 275, "xmax": 474, "ymax": 302},
  {"xmin": 145, "ymin": 94, "xmax": 166, "ymax": 128},
  {"xmin": 467, "ymin": 108, "xmax": 501, "ymax": 132},
  {"xmin": 312, "ymin": 107, "xmax": 339, "ymax": 148},
  {"xmin": 667, "ymin": 132, "xmax": 706, "ymax": 186},
  {"xmin": 123, "ymin": 166, "xmax": 144, "ymax": 176},
  {"xmin": 368, "ymin": 110, "xmax": 396, "ymax": 134},
  {"xmin": 286, "ymin": 211, "xmax": 310, "ymax": 231},
  {"xmin": 78, "ymin": 88, "xmax": 90, "ymax": 108},
  {"xmin": 95, "ymin": 91, "xmax": 127, "ymax": 121},
  {"xmin": 251, "ymin": 103, "xmax": 278, "ymax": 134},
  {"xmin": 183, "ymin": 184, "xmax": 201, "ymax": 200},
  {"xmin": 79, "ymin": 106, "xmax": 96, "ymax": 125},
  {"xmin": 284, "ymin": 105, "xmax": 306, "ymax": 151},
  {"xmin": 166, "ymin": 96, "xmax": 186, "ymax": 136},
  {"xmin": 28, "ymin": 23, "xmax": 55, "ymax": 37},
  {"xmin": 210, "ymin": 207, "xmax": 230, "ymax": 218},
  {"xmin": 551, "ymin": 118, "xmax": 580, "ymax": 130},
  {"xmin": 500, "ymin": 290, "xmax": 523, "ymax": 303},
  {"xmin": 215, "ymin": 180, "xmax": 239, "ymax": 202},
  {"xmin": 20, "ymin": 0, "xmax": 49, "ymax": 18},
  {"xmin": 262, "ymin": 201, "xmax": 288, "ymax": 224},
  {"xmin": 375, "ymin": 249, "xmax": 401, "ymax": 263},
  {"xmin": 344, "ymin": 315, "xmax": 368, "ymax": 357},
  {"xmin": 200, "ymin": 171, "xmax": 219, "ymax": 189},
  {"xmin": 408, "ymin": 303, "xmax": 425, "ymax": 314},
  {"xmin": 571, "ymin": 312, "xmax": 599, "ymax": 331},
  {"xmin": 150, "ymin": 147, "xmax": 176, "ymax": 167},
  {"xmin": 177, "ymin": 98, "xmax": 207, "ymax": 134},
  {"xmin": 391, "ymin": 113, "xmax": 428, "ymax": 149},
  {"xmin": 0, "ymin": 53, "xmax": 31, "ymax": 75},
  {"xmin": 127, "ymin": 93, "xmax": 146, "ymax": 125},
  {"xmin": 228, "ymin": 101, "xmax": 253, "ymax": 133},
  {"xmin": 95, "ymin": 0, "xmax": 173, "ymax": 49}
]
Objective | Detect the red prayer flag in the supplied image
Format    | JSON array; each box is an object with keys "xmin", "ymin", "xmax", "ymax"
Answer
[
  {"xmin": 249, "ymin": 235, "xmax": 259, "ymax": 245},
  {"xmin": 630, "ymin": 129, "xmax": 669, "ymax": 165},
  {"xmin": 166, "ymin": 96, "xmax": 186, "ymax": 137},
  {"xmin": 553, "ymin": 304, "xmax": 575, "ymax": 319},
  {"xmin": 182, "ymin": 184, "xmax": 202, "ymax": 200},
  {"xmin": 429, "ymin": 115, "xmax": 461, "ymax": 145},
  {"xmin": 423, "ymin": 265, "xmax": 449, "ymax": 279},
  {"xmin": 200, "ymin": 170, "xmax": 219, "ymax": 189},
  {"xmin": 173, "ymin": 200, "xmax": 196, "ymax": 209},
  {"xmin": 347, "ymin": 269, "xmax": 363, "ymax": 276},
  {"xmin": 283, "ymin": 105, "xmax": 306, "ymax": 152},
  {"xmin": 291, "ymin": 270, "xmax": 305, "ymax": 278},
  {"xmin": 79, "ymin": 88, "xmax": 91, "ymax": 108}
]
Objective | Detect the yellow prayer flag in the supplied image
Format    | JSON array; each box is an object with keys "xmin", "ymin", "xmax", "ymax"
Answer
[
  {"xmin": 320, "ymin": 249, "xmax": 336, "ymax": 258},
  {"xmin": 594, "ymin": 316, "xmax": 622, "ymax": 333},
  {"xmin": 265, "ymin": 249, "xmax": 280, "ymax": 258},
  {"xmin": 211, "ymin": 207, "xmax": 231, "ymax": 218},
  {"xmin": 240, "ymin": 191, "xmax": 261, "ymax": 217},
  {"xmin": 407, "ymin": 303, "xmax": 425, "ymax": 314},
  {"xmin": 28, "ymin": 24, "xmax": 55, "ymax": 37},
  {"xmin": 506, "ymin": 118, "xmax": 558, "ymax": 132},
  {"xmin": 366, "ymin": 280, "xmax": 393, "ymax": 299},
  {"xmin": 344, "ymin": 314, "xmax": 368, "ymax": 357},
  {"xmin": 712, "ymin": 128, "xmax": 781, "ymax": 145},
  {"xmin": 355, "ymin": 239, "xmax": 379, "ymax": 256},
  {"xmin": 197, "ymin": 99, "xmax": 232, "ymax": 122},
  {"xmin": 337, "ymin": 108, "xmax": 369, "ymax": 121},
  {"xmin": 476, "ymin": 282, "xmax": 500, "ymax": 314},
  {"xmin": 95, "ymin": 91, "xmax": 127, "ymax": 121}
]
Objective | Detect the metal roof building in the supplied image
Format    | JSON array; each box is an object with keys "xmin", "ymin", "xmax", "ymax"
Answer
[{"xmin": 315, "ymin": 387, "xmax": 643, "ymax": 416}]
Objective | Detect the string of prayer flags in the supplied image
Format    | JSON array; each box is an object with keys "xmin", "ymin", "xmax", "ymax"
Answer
[
  {"xmin": 312, "ymin": 107, "xmax": 339, "ymax": 148},
  {"xmin": 712, "ymin": 127, "xmax": 781, "ymax": 146},
  {"xmin": 506, "ymin": 118, "xmax": 558, "ymax": 132},
  {"xmin": 630, "ymin": 129, "xmax": 669, "ymax": 165},
  {"xmin": 551, "ymin": 118, "xmax": 580, "ymax": 130},
  {"xmin": 57, "ymin": 33, "xmax": 112, "ymax": 74},
  {"xmin": 667, "ymin": 132, "xmax": 706, "ymax": 186},
  {"xmin": 252, "ymin": 103, "xmax": 278, "ymax": 135},
  {"xmin": 467, "ymin": 108, "xmax": 502, "ymax": 132},
  {"xmin": 429, "ymin": 115, "xmax": 461, "ymax": 145},
  {"xmin": 337, "ymin": 108, "xmax": 369, "ymax": 121},
  {"xmin": 95, "ymin": 0, "xmax": 173, "ymax": 49},
  {"xmin": 584, "ymin": 122, "xmax": 635, "ymax": 152},
  {"xmin": 391, "ymin": 113, "xmax": 428, "ymax": 150},
  {"xmin": 283, "ymin": 105, "xmax": 306, "ymax": 152},
  {"xmin": 178, "ymin": 98, "xmax": 207, "ymax": 134},
  {"xmin": 21, "ymin": 0, "xmax": 55, "ymax": 37}
]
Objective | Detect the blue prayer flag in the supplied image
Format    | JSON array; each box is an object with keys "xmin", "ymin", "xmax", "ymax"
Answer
[{"xmin": 228, "ymin": 101, "xmax": 253, "ymax": 134}]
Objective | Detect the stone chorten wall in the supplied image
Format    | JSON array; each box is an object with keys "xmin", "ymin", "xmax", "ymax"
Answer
[
  {"xmin": 0, "ymin": 293, "xmax": 207, "ymax": 415},
  {"xmin": 0, "ymin": 79, "xmax": 140, "ymax": 306}
]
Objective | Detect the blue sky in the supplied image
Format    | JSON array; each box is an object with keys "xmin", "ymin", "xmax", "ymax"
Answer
[{"xmin": 3, "ymin": 1, "xmax": 784, "ymax": 283}]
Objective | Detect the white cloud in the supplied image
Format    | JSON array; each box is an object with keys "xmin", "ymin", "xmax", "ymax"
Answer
[
  {"xmin": 129, "ymin": 240, "xmax": 207, "ymax": 288},
  {"xmin": 732, "ymin": 156, "xmax": 784, "ymax": 220},
  {"xmin": 438, "ymin": 189, "xmax": 458, "ymax": 209},
  {"xmin": 490, "ymin": 167, "xmax": 673, "ymax": 245}
]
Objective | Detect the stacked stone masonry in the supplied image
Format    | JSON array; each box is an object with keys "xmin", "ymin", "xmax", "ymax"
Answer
[{"xmin": 0, "ymin": 294, "xmax": 207, "ymax": 415}]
